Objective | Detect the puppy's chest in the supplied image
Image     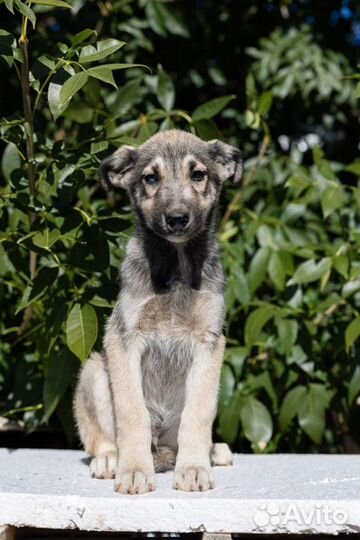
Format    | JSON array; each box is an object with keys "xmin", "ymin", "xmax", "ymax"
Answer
[{"xmin": 136, "ymin": 286, "xmax": 214, "ymax": 342}]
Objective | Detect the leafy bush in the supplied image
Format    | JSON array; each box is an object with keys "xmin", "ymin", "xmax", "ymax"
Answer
[{"xmin": 0, "ymin": 0, "xmax": 359, "ymax": 452}]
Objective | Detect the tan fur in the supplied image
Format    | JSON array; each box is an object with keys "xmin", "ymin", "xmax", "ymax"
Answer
[{"xmin": 74, "ymin": 130, "xmax": 241, "ymax": 494}]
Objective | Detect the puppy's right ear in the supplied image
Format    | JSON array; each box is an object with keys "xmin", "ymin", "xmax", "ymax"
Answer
[{"xmin": 100, "ymin": 145, "xmax": 137, "ymax": 190}]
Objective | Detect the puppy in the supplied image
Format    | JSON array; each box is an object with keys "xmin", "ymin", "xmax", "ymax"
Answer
[{"xmin": 74, "ymin": 129, "xmax": 242, "ymax": 494}]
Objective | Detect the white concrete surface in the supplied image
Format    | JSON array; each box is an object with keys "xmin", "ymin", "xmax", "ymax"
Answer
[{"xmin": 0, "ymin": 449, "xmax": 359, "ymax": 535}]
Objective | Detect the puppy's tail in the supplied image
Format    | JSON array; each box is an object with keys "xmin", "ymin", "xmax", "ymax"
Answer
[{"xmin": 152, "ymin": 445, "xmax": 176, "ymax": 472}]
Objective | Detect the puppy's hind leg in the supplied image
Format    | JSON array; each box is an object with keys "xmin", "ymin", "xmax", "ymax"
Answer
[
  {"xmin": 74, "ymin": 352, "xmax": 117, "ymax": 479},
  {"xmin": 211, "ymin": 443, "xmax": 233, "ymax": 467}
]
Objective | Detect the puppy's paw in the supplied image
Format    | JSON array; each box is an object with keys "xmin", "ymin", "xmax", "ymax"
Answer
[
  {"xmin": 114, "ymin": 467, "xmax": 156, "ymax": 494},
  {"xmin": 211, "ymin": 442, "xmax": 233, "ymax": 466},
  {"xmin": 90, "ymin": 451, "xmax": 117, "ymax": 479},
  {"xmin": 174, "ymin": 465, "xmax": 214, "ymax": 492}
]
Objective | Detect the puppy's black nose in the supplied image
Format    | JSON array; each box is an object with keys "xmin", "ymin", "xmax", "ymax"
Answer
[{"xmin": 165, "ymin": 213, "xmax": 189, "ymax": 233}]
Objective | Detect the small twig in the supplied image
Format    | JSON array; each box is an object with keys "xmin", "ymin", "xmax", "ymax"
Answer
[
  {"xmin": 18, "ymin": 22, "xmax": 38, "ymax": 335},
  {"xmin": 313, "ymin": 302, "xmax": 343, "ymax": 326},
  {"xmin": 220, "ymin": 133, "xmax": 271, "ymax": 230}
]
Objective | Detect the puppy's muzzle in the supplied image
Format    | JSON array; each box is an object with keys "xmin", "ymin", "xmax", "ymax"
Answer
[{"xmin": 165, "ymin": 212, "xmax": 190, "ymax": 234}]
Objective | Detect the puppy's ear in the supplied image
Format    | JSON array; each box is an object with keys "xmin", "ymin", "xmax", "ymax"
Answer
[
  {"xmin": 208, "ymin": 140, "xmax": 243, "ymax": 184},
  {"xmin": 100, "ymin": 145, "xmax": 138, "ymax": 190}
]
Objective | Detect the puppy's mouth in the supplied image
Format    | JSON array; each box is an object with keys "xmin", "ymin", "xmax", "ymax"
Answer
[{"xmin": 150, "ymin": 222, "xmax": 197, "ymax": 243}]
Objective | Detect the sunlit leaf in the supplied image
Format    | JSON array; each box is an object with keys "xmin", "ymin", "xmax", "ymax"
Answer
[
  {"xmin": 245, "ymin": 304, "xmax": 275, "ymax": 346},
  {"xmin": 66, "ymin": 303, "xmax": 98, "ymax": 361},
  {"xmin": 59, "ymin": 71, "xmax": 88, "ymax": 108},
  {"xmin": 279, "ymin": 385, "xmax": 306, "ymax": 432},
  {"xmin": 79, "ymin": 39, "xmax": 125, "ymax": 63},
  {"xmin": 345, "ymin": 317, "xmax": 360, "ymax": 352},
  {"xmin": 240, "ymin": 395, "xmax": 273, "ymax": 444},
  {"xmin": 29, "ymin": 0, "xmax": 71, "ymax": 8},
  {"xmin": 1, "ymin": 142, "xmax": 21, "ymax": 182},
  {"xmin": 192, "ymin": 95, "xmax": 235, "ymax": 121},
  {"xmin": 32, "ymin": 228, "xmax": 60, "ymax": 249},
  {"xmin": 288, "ymin": 257, "xmax": 331, "ymax": 285}
]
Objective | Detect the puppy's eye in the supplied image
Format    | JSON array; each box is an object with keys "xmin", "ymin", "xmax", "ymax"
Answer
[
  {"xmin": 144, "ymin": 174, "xmax": 159, "ymax": 185},
  {"xmin": 192, "ymin": 170, "xmax": 206, "ymax": 182}
]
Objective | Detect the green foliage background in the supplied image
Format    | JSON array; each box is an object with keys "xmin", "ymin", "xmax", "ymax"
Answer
[{"xmin": 0, "ymin": 0, "xmax": 360, "ymax": 452}]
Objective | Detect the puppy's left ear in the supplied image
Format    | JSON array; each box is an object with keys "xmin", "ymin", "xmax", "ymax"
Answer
[{"xmin": 208, "ymin": 140, "xmax": 243, "ymax": 184}]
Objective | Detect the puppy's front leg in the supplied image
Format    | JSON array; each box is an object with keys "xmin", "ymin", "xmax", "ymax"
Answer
[
  {"xmin": 105, "ymin": 329, "xmax": 155, "ymax": 494},
  {"xmin": 174, "ymin": 335, "xmax": 225, "ymax": 492}
]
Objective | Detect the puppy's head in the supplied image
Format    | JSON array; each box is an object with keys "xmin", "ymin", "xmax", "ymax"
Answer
[{"xmin": 100, "ymin": 130, "xmax": 242, "ymax": 243}]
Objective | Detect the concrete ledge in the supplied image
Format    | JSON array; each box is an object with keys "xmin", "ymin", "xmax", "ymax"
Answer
[{"xmin": 0, "ymin": 449, "xmax": 359, "ymax": 535}]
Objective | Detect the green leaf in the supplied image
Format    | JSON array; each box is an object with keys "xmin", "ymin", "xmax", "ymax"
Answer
[
  {"xmin": 247, "ymin": 372, "xmax": 277, "ymax": 408},
  {"xmin": 29, "ymin": 0, "xmax": 71, "ymax": 8},
  {"xmin": 232, "ymin": 265, "xmax": 250, "ymax": 306},
  {"xmin": 79, "ymin": 39, "xmax": 125, "ymax": 63},
  {"xmin": 219, "ymin": 390, "xmax": 241, "ymax": 444},
  {"xmin": 313, "ymin": 146, "xmax": 337, "ymax": 181},
  {"xmin": 279, "ymin": 385, "xmax": 306, "ymax": 432},
  {"xmin": 32, "ymin": 228, "xmax": 60, "ymax": 249},
  {"xmin": 64, "ymin": 101, "xmax": 93, "ymax": 123},
  {"xmin": 145, "ymin": 2, "xmax": 167, "ymax": 37},
  {"xmin": 288, "ymin": 257, "xmax": 331, "ymax": 285},
  {"xmin": 15, "ymin": 267, "xmax": 58, "ymax": 314},
  {"xmin": 258, "ymin": 91, "xmax": 273, "ymax": 115},
  {"xmin": 219, "ymin": 364, "xmax": 235, "ymax": 406},
  {"xmin": 87, "ymin": 64, "xmax": 145, "ymax": 88},
  {"xmin": 66, "ymin": 303, "xmax": 98, "ymax": 361},
  {"xmin": 43, "ymin": 349, "xmax": 75, "ymax": 423},
  {"xmin": 298, "ymin": 384, "xmax": 332, "ymax": 444},
  {"xmin": 246, "ymin": 109, "xmax": 260, "ymax": 130},
  {"xmin": 70, "ymin": 29, "xmax": 96, "ymax": 47},
  {"xmin": 353, "ymin": 187, "xmax": 360, "ymax": 212},
  {"xmin": 248, "ymin": 246, "xmax": 270, "ymax": 293},
  {"xmin": 245, "ymin": 304, "xmax": 275, "ymax": 347},
  {"xmin": 157, "ymin": 66, "xmax": 175, "ymax": 111},
  {"xmin": 0, "ymin": 244, "xmax": 15, "ymax": 276},
  {"xmin": 88, "ymin": 66, "xmax": 116, "ymax": 87},
  {"xmin": 346, "ymin": 160, "xmax": 360, "ymax": 176},
  {"xmin": 48, "ymin": 82, "xmax": 67, "ymax": 120},
  {"xmin": 192, "ymin": 95, "xmax": 235, "ymax": 121},
  {"xmin": 348, "ymin": 366, "xmax": 360, "ymax": 405},
  {"xmin": 193, "ymin": 118, "xmax": 221, "ymax": 140},
  {"xmin": 288, "ymin": 345, "xmax": 307, "ymax": 366},
  {"xmin": 286, "ymin": 175, "xmax": 311, "ymax": 191},
  {"xmin": 268, "ymin": 251, "xmax": 285, "ymax": 291},
  {"xmin": 1, "ymin": 142, "xmax": 21, "ymax": 182},
  {"xmin": 15, "ymin": 0, "xmax": 36, "ymax": 28},
  {"xmin": 0, "ymin": 29, "xmax": 15, "ymax": 67},
  {"xmin": 332, "ymin": 254, "xmax": 349, "ymax": 279},
  {"xmin": 275, "ymin": 318, "xmax": 298, "ymax": 356},
  {"xmin": 3, "ymin": 0, "xmax": 14, "ymax": 14},
  {"xmin": 321, "ymin": 185, "xmax": 343, "ymax": 218},
  {"xmin": 90, "ymin": 140, "xmax": 109, "ymax": 154},
  {"xmin": 108, "ymin": 78, "xmax": 142, "ymax": 117},
  {"xmin": 345, "ymin": 317, "xmax": 360, "ymax": 352},
  {"xmin": 226, "ymin": 347, "xmax": 248, "ymax": 377},
  {"xmin": 240, "ymin": 395, "xmax": 273, "ymax": 445},
  {"xmin": 59, "ymin": 71, "xmax": 89, "ymax": 108},
  {"xmin": 155, "ymin": 2, "xmax": 190, "ymax": 38}
]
